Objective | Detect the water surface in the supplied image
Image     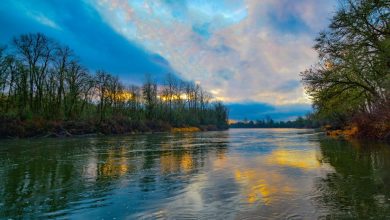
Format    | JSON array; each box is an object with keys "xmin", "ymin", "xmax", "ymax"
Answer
[{"xmin": 0, "ymin": 129, "xmax": 389, "ymax": 219}]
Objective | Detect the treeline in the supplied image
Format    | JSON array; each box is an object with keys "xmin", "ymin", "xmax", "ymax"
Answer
[
  {"xmin": 301, "ymin": 0, "xmax": 389, "ymax": 140},
  {"xmin": 230, "ymin": 115, "xmax": 320, "ymax": 129},
  {"xmin": 0, "ymin": 33, "xmax": 228, "ymax": 137}
]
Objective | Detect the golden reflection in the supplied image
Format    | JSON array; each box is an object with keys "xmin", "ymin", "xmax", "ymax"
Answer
[
  {"xmin": 216, "ymin": 147, "xmax": 227, "ymax": 160},
  {"xmin": 233, "ymin": 169, "xmax": 295, "ymax": 204},
  {"xmin": 100, "ymin": 147, "xmax": 131, "ymax": 177},
  {"xmin": 227, "ymin": 149, "xmax": 320, "ymax": 205},
  {"xmin": 160, "ymin": 152, "xmax": 194, "ymax": 174},
  {"xmin": 267, "ymin": 149, "xmax": 320, "ymax": 170},
  {"xmin": 210, "ymin": 147, "xmax": 228, "ymax": 171},
  {"xmin": 160, "ymin": 154, "xmax": 179, "ymax": 173},
  {"xmin": 180, "ymin": 153, "xmax": 193, "ymax": 172}
]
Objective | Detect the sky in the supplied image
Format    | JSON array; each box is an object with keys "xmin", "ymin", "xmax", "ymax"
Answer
[{"xmin": 0, "ymin": 0, "xmax": 336, "ymax": 121}]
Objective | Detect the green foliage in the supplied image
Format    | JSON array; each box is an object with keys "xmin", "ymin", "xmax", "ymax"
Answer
[{"xmin": 301, "ymin": 0, "xmax": 389, "ymax": 129}]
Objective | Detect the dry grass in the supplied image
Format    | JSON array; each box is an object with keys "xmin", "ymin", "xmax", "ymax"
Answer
[
  {"xmin": 325, "ymin": 99, "xmax": 390, "ymax": 141},
  {"xmin": 171, "ymin": 127, "xmax": 201, "ymax": 133},
  {"xmin": 326, "ymin": 124, "xmax": 359, "ymax": 139}
]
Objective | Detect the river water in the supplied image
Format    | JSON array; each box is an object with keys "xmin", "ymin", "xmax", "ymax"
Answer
[{"xmin": 0, "ymin": 129, "xmax": 389, "ymax": 219}]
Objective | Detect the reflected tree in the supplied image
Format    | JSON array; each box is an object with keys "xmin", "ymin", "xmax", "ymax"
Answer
[{"xmin": 314, "ymin": 138, "xmax": 390, "ymax": 218}]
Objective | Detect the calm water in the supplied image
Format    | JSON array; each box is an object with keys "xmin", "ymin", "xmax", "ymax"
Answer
[{"xmin": 0, "ymin": 129, "xmax": 390, "ymax": 219}]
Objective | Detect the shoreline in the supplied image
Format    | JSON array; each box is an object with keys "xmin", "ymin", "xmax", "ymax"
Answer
[
  {"xmin": 324, "ymin": 124, "xmax": 390, "ymax": 143},
  {"xmin": 0, "ymin": 118, "xmax": 227, "ymax": 139},
  {"xmin": 2, "ymin": 120, "xmax": 388, "ymax": 142}
]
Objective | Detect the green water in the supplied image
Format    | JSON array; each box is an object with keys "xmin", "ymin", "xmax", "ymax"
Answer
[{"xmin": 0, "ymin": 129, "xmax": 389, "ymax": 219}]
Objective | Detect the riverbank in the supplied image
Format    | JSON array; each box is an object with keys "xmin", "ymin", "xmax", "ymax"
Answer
[
  {"xmin": 0, "ymin": 117, "xmax": 225, "ymax": 139},
  {"xmin": 324, "ymin": 122, "xmax": 390, "ymax": 142},
  {"xmin": 325, "ymin": 125, "xmax": 359, "ymax": 139}
]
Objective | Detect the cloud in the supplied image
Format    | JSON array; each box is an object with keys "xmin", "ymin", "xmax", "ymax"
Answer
[
  {"xmin": 0, "ymin": 0, "xmax": 175, "ymax": 83},
  {"xmin": 0, "ymin": 0, "xmax": 336, "ymax": 119},
  {"xmin": 30, "ymin": 13, "xmax": 61, "ymax": 30},
  {"xmin": 90, "ymin": 0, "xmax": 335, "ymax": 105},
  {"xmin": 275, "ymin": 80, "xmax": 301, "ymax": 93}
]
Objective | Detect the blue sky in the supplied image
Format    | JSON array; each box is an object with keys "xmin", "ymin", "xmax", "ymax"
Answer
[{"xmin": 0, "ymin": 0, "xmax": 336, "ymax": 121}]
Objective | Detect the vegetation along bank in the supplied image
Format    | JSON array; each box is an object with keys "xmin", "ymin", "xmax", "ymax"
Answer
[
  {"xmin": 301, "ymin": 0, "xmax": 389, "ymax": 141},
  {"xmin": 0, "ymin": 33, "xmax": 228, "ymax": 138}
]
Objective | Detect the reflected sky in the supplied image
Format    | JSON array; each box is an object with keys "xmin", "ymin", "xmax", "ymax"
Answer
[{"xmin": 0, "ymin": 129, "xmax": 389, "ymax": 219}]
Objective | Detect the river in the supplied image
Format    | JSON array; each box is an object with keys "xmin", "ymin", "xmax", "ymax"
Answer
[{"xmin": 0, "ymin": 129, "xmax": 389, "ymax": 219}]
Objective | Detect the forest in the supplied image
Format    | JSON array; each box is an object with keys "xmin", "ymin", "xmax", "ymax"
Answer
[
  {"xmin": 0, "ymin": 33, "xmax": 228, "ymax": 138},
  {"xmin": 229, "ymin": 115, "xmax": 320, "ymax": 129},
  {"xmin": 301, "ymin": 0, "xmax": 389, "ymax": 140}
]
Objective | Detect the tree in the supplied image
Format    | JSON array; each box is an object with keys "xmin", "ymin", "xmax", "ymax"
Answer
[
  {"xmin": 53, "ymin": 45, "xmax": 73, "ymax": 117},
  {"xmin": 13, "ymin": 33, "xmax": 56, "ymax": 114},
  {"xmin": 0, "ymin": 33, "xmax": 230, "ymax": 136},
  {"xmin": 142, "ymin": 74, "xmax": 157, "ymax": 120},
  {"xmin": 64, "ymin": 61, "xmax": 90, "ymax": 119},
  {"xmin": 301, "ymin": 0, "xmax": 389, "ymax": 126},
  {"xmin": 95, "ymin": 70, "xmax": 111, "ymax": 122},
  {"xmin": 214, "ymin": 102, "xmax": 229, "ymax": 129}
]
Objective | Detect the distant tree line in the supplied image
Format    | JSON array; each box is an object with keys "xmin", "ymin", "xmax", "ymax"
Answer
[
  {"xmin": 230, "ymin": 115, "xmax": 320, "ymax": 129},
  {"xmin": 301, "ymin": 0, "xmax": 389, "ymax": 139},
  {"xmin": 0, "ymin": 33, "xmax": 228, "ymax": 137}
]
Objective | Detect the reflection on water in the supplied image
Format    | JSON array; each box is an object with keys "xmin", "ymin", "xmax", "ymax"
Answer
[
  {"xmin": 314, "ymin": 139, "xmax": 390, "ymax": 218},
  {"xmin": 0, "ymin": 129, "xmax": 389, "ymax": 219},
  {"xmin": 267, "ymin": 149, "xmax": 321, "ymax": 169}
]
